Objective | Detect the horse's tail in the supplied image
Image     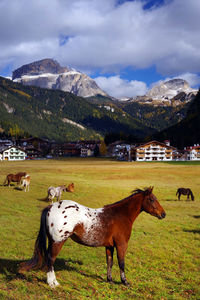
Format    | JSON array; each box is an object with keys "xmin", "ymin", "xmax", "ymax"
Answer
[
  {"xmin": 176, "ymin": 189, "xmax": 179, "ymax": 196},
  {"xmin": 190, "ymin": 190, "xmax": 195, "ymax": 201},
  {"xmin": 19, "ymin": 206, "xmax": 49, "ymax": 272}
]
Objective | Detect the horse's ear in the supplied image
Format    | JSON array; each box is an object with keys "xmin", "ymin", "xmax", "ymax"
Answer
[{"xmin": 145, "ymin": 186, "xmax": 153, "ymax": 195}]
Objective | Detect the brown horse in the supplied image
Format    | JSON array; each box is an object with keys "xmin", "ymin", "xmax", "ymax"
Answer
[
  {"xmin": 67, "ymin": 182, "xmax": 74, "ymax": 193},
  {"xmin": 176, "ymin": 188, "xmax": 194, "ymax": 201},
  {"xmin": 4, "ymin": 172, "xmax": 27, "ymax": 186},
  {"xmin": 19, "ymin": 187, "xmax": 166, "ymax": 287}
]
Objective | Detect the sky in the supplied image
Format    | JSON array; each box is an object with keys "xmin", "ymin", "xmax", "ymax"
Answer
[{"xmin": 0, "ymin": 0, "xmax": 200, "ymax": 98}]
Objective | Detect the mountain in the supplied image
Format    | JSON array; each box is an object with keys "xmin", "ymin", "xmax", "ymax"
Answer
[
  {"xmin": 125, "ymin": 79, "xmax": 197, "ymax": 106},
  {"xmin": 12, "ymin": 59, "xmax": 108, "ymax": 98},
  {"xmin": 120, "ymin": 100, "xmax": 190, "ymax": 132},
  {"xmin": 0, "ymin": 76, "xmax": 152, "ymax": 142},
  {"xmin": 149, "ymin": 90, "xmax": 200, "ymax": 149}
]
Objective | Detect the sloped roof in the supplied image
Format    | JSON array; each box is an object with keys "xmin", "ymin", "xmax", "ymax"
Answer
[{"xmin": 134, "ymin": 140, "xmax": 177, "ymax": 150}]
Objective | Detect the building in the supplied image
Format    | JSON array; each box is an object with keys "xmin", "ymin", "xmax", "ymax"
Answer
[
  {"xmin": 80, "ymin": 146, "xmax": 93, "ymax": 157},
  {"xmin": 19, "ymin": 137, "xmax": 50, "ymax": 157},
  {"xmin": 131, "ymin": 141, "xmax": 176, "ymax": 161},
  {"xmin": 186, "ymin": 145, "xmax": 200, "ymax": 161},
  {"xmin": 50, "ymin": 142, "xmax": 80, "ymax": 157},
  {"xmin": 0, "ymin": 139, "xmax": 13, "ymax": 148},
  {"xmin": 0, "ymin": 146, "xmax": 26, "ymax": 161}
]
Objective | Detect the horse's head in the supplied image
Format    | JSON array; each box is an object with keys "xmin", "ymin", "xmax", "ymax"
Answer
[
  {"xmin": 61, "ymin": 185, "xmax": 67, "ymax": 192},
  {"xmin": 141, "ymin": 187, "xmax": 166, "ymax": 219},
  {"xmin": 67, "ymin": 183, "xmax": 74, "ymax": 193}
]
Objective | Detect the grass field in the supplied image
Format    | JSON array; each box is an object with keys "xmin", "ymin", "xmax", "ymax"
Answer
[{"xmin": 0, "ymin": 158, "xmax": 200, "ymax": 299}]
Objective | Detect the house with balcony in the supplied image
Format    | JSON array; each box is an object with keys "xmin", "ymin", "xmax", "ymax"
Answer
[
  {"xmin": 131, "ymin": 141, "xmax": 176, "ymax": 161},
  {"xmin": 185, "ymin": 144, "xmax": 200, "ymax": 161},
  {"xmin": 0, "ymin": 146, "xmax": 26, "ymax": 161}
]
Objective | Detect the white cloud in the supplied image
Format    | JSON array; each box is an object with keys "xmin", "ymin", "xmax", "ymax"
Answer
[
  {"xmin": 151, "ymin": 73, "xmax": 200, "ymax": 89},
  {"xmin": 177, "ymin": 73, "xmax": 200, "ymax": 88},
  {"xmin": 94, "ymin": 75, "xmax": 147, "ymax": 98},
  {"xmin": 0, "ymin": 0, "xmax": 200, "ymax": 78}
]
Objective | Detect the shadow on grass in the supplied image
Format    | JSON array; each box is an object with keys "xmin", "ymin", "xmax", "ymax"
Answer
[
  {"xmin": 0, "ymin": 257, "xmax": 109, "ymax": 284},
  {"xmin": 14, "ymin": 186, "xmax": 23, "ymax": 191},
  {"xmin": 183, "ymin": 229, "xmax": 200, "ymax": 234},
  {"xmin": 193, "ymin": 215, "xmax": 200, "ymax": 219},
  {"xmin": 165, "ymin": 199, "xmax": 194, "ymax": 202},
  {"xmin": 37, "ymin": 197, "xmax": 49, "ymax": 202}
]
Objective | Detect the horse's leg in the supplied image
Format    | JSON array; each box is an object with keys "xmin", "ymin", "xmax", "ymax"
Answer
[
  {"xmin": 46, "ymin": 240, "xmax": 65, "ymax": 288},
  {"xmin": 116, "ymin": 243, "xmax": 128, "ymax": 285},
  {"xmin": 105, "ymin": 246, "xmax": 114, "ymax": 282}
]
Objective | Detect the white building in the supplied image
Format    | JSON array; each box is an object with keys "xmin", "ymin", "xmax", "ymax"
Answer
[
  {"xmin": 132, "ymin": 141, "xmax": 176, "ymax": 161},
  {"xmin": 80, "ymin": 146, "xmax": 93, "ymax": 157},
  {"xmin": 186, "ymin": 145, "xmax": 200, "ymax": 161},
  {"xmin": 0, "ymin": 146, "xmax": 26, "ymax": 161}
]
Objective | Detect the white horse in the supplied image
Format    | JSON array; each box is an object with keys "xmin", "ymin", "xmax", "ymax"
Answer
[
  {"xmin": 47, "ymin": 185, "xmax": 67, "ymax": 203},
  {"xmin": 21, "ymin": 175, "xmax": 31, "ymax": 192}
]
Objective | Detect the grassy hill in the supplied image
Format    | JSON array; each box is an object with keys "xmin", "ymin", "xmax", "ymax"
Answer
[{"xmin": 0, "ymin": 77, "xmax": 152, "ymax": 142}]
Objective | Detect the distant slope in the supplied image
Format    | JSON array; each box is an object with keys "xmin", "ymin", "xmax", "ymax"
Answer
[
  {"xmin": 120, "ymin": 101, "xmax": 190, "ymax": 131},
  {"xmin": 149, "ymin": 90, "xmax": 200, "ymax": 149},
  {"xmin": 0, "ymin": 77, "xmax": 151, "ymax": 141}
]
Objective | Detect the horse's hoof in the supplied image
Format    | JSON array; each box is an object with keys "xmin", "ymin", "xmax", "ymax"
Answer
[
  {"xmin": 48, "ymin": 280, "xmax": 60, "ymax": 288},
  {"xmin": 122, "ymin": 280, "xmax": 130, "ymax": 286}
]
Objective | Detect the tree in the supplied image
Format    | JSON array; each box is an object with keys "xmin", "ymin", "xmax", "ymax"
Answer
[{"xmin": 99, "ymin": 140, "xmax": 107, "ymax": 156}]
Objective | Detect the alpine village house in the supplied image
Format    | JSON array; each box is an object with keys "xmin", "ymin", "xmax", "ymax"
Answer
[{"xmin": 0, "ymin": 138, "xmax": 199, "ymax": 161}]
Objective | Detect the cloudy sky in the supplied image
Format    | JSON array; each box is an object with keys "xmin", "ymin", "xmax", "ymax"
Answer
[{"xmin": 0, "ymin": 0, "xmax": 200, "ymax": 98}]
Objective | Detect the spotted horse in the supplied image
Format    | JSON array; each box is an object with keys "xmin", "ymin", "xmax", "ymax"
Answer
[{"xmin": 19, "ymin": 187, "xmax": 166, "ymax": 287}]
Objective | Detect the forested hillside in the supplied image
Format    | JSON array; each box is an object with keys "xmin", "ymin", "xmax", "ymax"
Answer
[
  {"xmin": 150, "ymin": 90, "xmax": 200, "ymax": 149},
  {"xmin": 120, "ymin": 101, "xmax": 190, "ymax": 131},
  {"xmin": 0, "ymin": 77, "xmax": 151, "ymax": 142}
]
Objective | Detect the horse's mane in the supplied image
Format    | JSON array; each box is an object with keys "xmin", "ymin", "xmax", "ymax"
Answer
[{"xmin": 104, "ymin": 188, "xmax": 147, "ymax": 209}]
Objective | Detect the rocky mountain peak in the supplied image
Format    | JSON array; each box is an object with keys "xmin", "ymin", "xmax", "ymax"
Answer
[
  {"xmin": 12, "ymin": 59, "xmax": 108, "ymax": 98},
  {"xmin": 147, "ymin": 78, "xmax": 194, "ymax": 100},
  {"xmin": 12, "ymin": 59, "xmax": 69, "ymax": 80},
  {"xmin": 126, "ymin": 78, "xmax": 197, "ymax": 106},
  {"xmin": 164, "ymin": 78, "xmax": 189, "ymax": 89}
]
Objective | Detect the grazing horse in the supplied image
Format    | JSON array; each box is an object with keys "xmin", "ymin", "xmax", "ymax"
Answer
[
  {"xmin": 47, "ymin": 185, "xmax": 67, "ymax": 202},
  {"xmin": 4, "ymin": 172, "xmax": 27, "ymax": 186},
  {"xmin": 176, "ymin": 188, "xmax": 194, "ymax": 201},
  {"xmin": 67, "ymin": 182, "xmax": 74, "ymax": 193},
  {"xmin": 19, "ymin": 187, "xmax": 166, "ymax": 287},
  {"xmin": 21, "ymin": 175, "xmax": 31, "ymax": 192}
]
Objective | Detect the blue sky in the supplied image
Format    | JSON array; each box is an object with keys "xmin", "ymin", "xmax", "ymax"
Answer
[{"xmin": 0, "ymin": 0, "xmax": 200, "ymax": 98}]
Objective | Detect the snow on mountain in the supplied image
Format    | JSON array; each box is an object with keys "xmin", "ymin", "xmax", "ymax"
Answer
[
  {"xmin": 147, "ymin": 79, "xmax": 196, "ymax": 100},
  {"xmin": 126, "ymin": 79, "xmax": 198, "ymax": 106},
  {"xmin": 12, "ymin": 59, "xmax": 108, "ymax": 98}
]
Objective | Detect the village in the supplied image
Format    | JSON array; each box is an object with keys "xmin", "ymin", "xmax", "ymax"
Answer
[{"xmin": 0, "ymin": 137, "xmax": 200, "ymax": 162}]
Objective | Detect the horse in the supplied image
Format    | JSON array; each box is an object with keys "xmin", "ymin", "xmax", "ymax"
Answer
[
  {"xmin": 66, "ymin": 182, "xmax": 74, "ymax": 193},
  {"xmin": 19, "ymin": 187, "xmax": 166, "ymax": 288},
  {"xmin": 3, "ymin": 172, "xmax": 27, "ymax": 186},
  {"xmin": 21, "ymin": 175, "xmax": 31, "ymax": 192},
  {"xmin": 176, "ymin": 188, "xmax": 194, "ymax": 201},
  {"xmin": 47, "ymin": 185, "xmax": 67, "ymax": 203}
]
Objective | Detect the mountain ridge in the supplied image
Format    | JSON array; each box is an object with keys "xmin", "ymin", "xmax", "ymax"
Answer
[
  {"xmin": 0, "ymin": 76, "xmax": 151, "ymax": 142},
  {"xmin": 12, "ymin": 59, "xmax": 108, "ymax": 98}
]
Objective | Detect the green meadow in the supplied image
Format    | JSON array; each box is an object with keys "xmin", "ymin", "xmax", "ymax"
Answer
[{"xmin": 0, "ymin": 158, "xmax": 200, "ymax": 299}]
